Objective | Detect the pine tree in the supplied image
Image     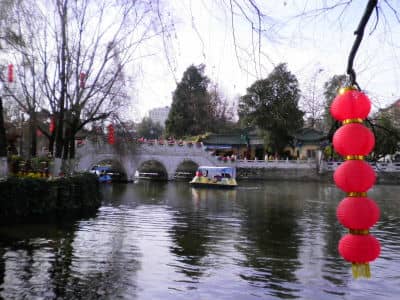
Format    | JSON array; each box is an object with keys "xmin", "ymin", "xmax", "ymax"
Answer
[{"xmin": 166, "ymin": 64, "xmax": 212, "ymax": 137}]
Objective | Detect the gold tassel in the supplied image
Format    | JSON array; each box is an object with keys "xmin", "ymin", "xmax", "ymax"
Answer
[{"xmin": 352, "ymin": 263, "xmax": 371, "ymax": 279}]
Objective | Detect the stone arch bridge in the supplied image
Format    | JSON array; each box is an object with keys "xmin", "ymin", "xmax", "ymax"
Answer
[{"xmin": 76, "ymin": 141, "xmax": 221, "ymax": 180}]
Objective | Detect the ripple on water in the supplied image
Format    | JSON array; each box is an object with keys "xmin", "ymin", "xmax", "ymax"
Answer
[{"xmin": 1, "ymin": 182, "xmax": 400, "ymax": 300}]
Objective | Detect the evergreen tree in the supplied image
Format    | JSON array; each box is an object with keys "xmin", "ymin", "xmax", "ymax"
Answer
[
  {"xmin": 372, "ymin": 113, "xmax": 400, "ymax": 159},
  {"xmin": 166, "ymin": 64, "xmax": 212, "ymax": 137},
  {"xmin": 137, "ymin": 117, "xmax": 163, "ymax": 139},
  {"xmin": 238, "ymin": 63, "xmax": 304, "ymax": 153}
]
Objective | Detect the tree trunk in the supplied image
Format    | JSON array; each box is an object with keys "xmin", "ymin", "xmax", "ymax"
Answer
[
  {"xmin": 29, "ymin": 111, "xmax": 37, "ymax": 157},
  {"xmin": 62, "ymin": 126, "xmax": 71, "ymax": 160},
  {"xmin": 0, "ymin": 97, "xmax": 7, "ymax": 157},
  {"xmin": 48, "ymin": 134, "xmax": 55, "ymax": 156},
  {"xmin": 0, "ymin": 97, "xmax": 8, "ymax": 178},
  {"xmin": 55, "ymin": 0, "xmax": 68, "ymax": 159},
  {"xmin": 69, "ymin": 133, "xmax": 75, "ymax": 159}
]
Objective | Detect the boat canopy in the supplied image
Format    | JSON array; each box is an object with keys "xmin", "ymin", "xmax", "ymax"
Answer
[{"xmin": 197, "ymin": 166, "xmax": 236, "ymax": 178}]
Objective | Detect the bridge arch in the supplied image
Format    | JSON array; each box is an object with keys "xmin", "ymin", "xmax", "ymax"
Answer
[
  {"xmin": 89, "ymin": 157, "xmax": 128, "ymax": 181},
  {"xmin": 135, "ymin": 158, "xmax": 168, "ymax": 180},
  {"xmin": 173, "ymin": 159, "xmax": 199, "ymax": 180}
]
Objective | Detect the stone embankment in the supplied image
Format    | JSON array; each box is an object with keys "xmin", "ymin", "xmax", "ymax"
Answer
[{"xmin": 236, "ymin": 160, "xmax": 400, "ymax": 185}]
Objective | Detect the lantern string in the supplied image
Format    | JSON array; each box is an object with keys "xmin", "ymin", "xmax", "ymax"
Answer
[{"xmin": 346, "ymin": 0, "xmax": 378, "ymax": 89}]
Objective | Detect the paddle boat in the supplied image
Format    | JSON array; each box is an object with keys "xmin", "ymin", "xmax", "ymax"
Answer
[
  {"xmin": 89, "ymin": 165, "xmax": 114, "ymax": 183},
  {"xmin": 190, "ymin": 166, "xmax": 238, "ymax": 188}
]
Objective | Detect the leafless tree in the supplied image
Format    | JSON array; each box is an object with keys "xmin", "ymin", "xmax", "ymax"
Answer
[
  {"xmin": 0, "ymin": 0, "xmax": 22, "ymax": 176},
  {"xmin": 5, "ymin": 0, "xmax": 169, "ymax": 171},
  {"xmin": 300, "ymin": 68, "xmax": 325, "ymax": 129}
]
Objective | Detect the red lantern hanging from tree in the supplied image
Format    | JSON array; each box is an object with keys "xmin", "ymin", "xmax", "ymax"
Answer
[
  {"xmin": 49, "ymin": 117, "xmax": 55, "ymax": 133},
  {"xmin": 80, "ymin": 72, "xmax": 86, "ymax": 88},
  {"xmin": 331, "ymin": 87, "xmax": 381, "ymax": 278},
  {"xmin": 8, "ymin": 64, "xmax": 14, "ymax": 83},
  {"xmin": 107, "ymin": 124, "xmax": 115, "ymax": 145},
  {"xmin": 333, "ymin": 123, "xmax": 375, "ymax": 157}
]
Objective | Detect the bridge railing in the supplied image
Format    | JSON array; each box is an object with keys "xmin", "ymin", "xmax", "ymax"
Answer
[
  {"xmin": 77, "ymin": 140, "xmax": 207, "ymax": 155},
  {"xmin": 209, "ymin": 156, "xmax": 317, "ymax": 169}
]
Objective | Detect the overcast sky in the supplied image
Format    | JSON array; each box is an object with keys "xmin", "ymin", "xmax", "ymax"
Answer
[{"xmin": 131, "ymin": 0, "xmax": 400, "ymax": 121}]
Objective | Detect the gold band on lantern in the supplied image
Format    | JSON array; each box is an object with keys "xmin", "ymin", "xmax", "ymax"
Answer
[
  {"xmin": 347, "ymin": 192, "xmax": 367, "ymax": 197},
  {"xmin": 342, "ymin": 118, "xmax": 363, "ymax": 125},
  {"xmin": 338, "ymin": 86, "xmax": 358, "ymax": 95},
  {"xmin": 349, "ymin": 229, "xmax": 369, "ymax": 235},
  {"xmin": 344, "ymin": 155, "xmax": 365, "ymax": 160}
]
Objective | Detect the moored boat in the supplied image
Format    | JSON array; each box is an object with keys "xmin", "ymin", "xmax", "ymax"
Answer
[
  {"xmin": 190, "ymin": 166, "xmax": 238, "ymax": 188},
  {"xmin": 90, "ymin": 165, "xmax": 120, "ymax": 183}
]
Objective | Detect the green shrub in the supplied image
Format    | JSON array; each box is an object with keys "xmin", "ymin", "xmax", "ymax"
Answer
[{"xmin": 0, "ymin": 173, "xmax": 100, "ymax": 222}]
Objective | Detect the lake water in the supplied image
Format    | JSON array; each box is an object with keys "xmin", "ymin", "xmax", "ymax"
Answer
[{"xmin": 0, "ymin": 180, "xmax": 399, "ymax": 299}]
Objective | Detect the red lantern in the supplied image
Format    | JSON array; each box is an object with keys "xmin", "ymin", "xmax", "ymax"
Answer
[
  {"xmin": 334, "ymin": 160, "xmax": 376, "ymax": 193},
  {"xmin": 49, "ymin": 117, "xmax": 55, "ymax": 133},
  {"xmin": 8, "ymin": 64, "xmax": 14, "ymax": 83},
  {"xmin": 107, "ymin": 124, "xmax": 115, "ymax": 145},
  {"xmin": 330, "ymin": 89, "xmax": 371, "ymax": 121},
  {"xmin": 331, "ymin": 87, "xmax": 381, "ymax": 278},
  {"xmin": 80, "ymin": 72, "xmax": 86, "ymax": 88},
  {"xmin": 337, "ymin": 197, "xmax": 380, "ymax": 229},
  {"xmin": 338, "ymin": 234, "xmax": 380, "ymax": 263},
  {"xmin": 333, "ymin": 123, "xmax": 375, "ymax": 156}
]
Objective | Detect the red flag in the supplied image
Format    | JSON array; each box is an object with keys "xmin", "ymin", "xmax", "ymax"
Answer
[
  {"xmin": 107, "ymin": 124, "xmax": 115, "ymax": 145},
  {"xmin": 80, "ymin": 72, "xmax": 86, "ymax": 88},
  {"xmin": 49, "ymin": 117, "xmax": 55, "ymax": 133},
  {"xmin": 8, "ymin": 64, "xmax": 13, "ymax": 82}
]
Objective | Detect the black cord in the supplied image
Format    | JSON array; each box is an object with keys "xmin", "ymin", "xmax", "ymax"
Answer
[{"xmin": 346, "ymin": 0, "xmax": 378, "ymax": 89}]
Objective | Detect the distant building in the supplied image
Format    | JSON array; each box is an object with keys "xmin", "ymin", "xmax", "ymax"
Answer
[
  {"xmin": 286, "ymin": 127, "xmax": 327, "ymax": 159},
  {"xmin": 201, "ymin": 128, "xmax": 327, "ymax": 160},
  {"xmin": 148, "ymin": 106, "xmax": 170, "ymax": 127}
]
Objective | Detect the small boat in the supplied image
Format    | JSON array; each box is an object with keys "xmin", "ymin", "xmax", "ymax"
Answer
[
  {"xmin": 90, "ymin": 165, "xmax": 116, "ymax": 183},
  {"xmin": 190, "ymin": 166, "xmax": 238, "ymax": 188},
  {"xmin": 99, "ymin": 173, "xmax": 112, "ymax": 183}
]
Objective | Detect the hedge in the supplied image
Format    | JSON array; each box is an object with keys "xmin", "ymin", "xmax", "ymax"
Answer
[{"xmin": 0, "ymin": 173, "xmax": 101, "ymax": 222}]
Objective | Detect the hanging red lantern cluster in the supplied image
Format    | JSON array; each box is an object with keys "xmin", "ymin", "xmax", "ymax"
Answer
[
  {"xmin": 80, "ymin": 72, "xmax": 86, "ymax": 89},
  {"xmin": 107, "ymin": 124, "xmax": 115, "ymax": 145},
  {"xmin": 8, "ymin": 64, "xmax": 14, "ymax": 83},
  {"xmin": 331, "ymin": 87, "xmax": 380, "ymax": 278},
  {"xmin": 49, "ymin": 117, "xmax": 55, "ymax": 133}
]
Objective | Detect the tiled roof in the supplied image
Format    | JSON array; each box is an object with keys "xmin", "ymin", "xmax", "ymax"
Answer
[
  {"xmin": 292, "ymin": 128, "xmax": 326, "ymax": 142},
  {"xmin": 202, "ymin": 134, "xmax": 247, "ymax": 145}
]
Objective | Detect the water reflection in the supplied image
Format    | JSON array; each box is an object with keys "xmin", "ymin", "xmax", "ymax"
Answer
[
  {"xmin": 235, "ymin": 182, "xmax": 303, "ymax": 299},
  {"xmin": 1, "ymin": 181, "xmax": 400, "ymax": 299}
]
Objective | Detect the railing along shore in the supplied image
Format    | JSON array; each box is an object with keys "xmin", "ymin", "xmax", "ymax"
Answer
[{"xmin": 321, "ymin": 161, "xmax": 400, "ymax": 172}]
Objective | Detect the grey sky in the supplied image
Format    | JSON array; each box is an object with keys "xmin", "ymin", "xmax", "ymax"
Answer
[{"xmin": 133, "ymin": 0, "xmax": 400, "ymax": 120}]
